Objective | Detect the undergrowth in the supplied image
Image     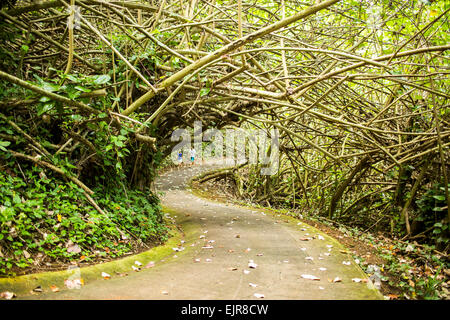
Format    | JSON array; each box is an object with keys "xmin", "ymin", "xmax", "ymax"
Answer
[{"xmin": 0, "ymin": 164, "xmax": 168, "ymax": 276}]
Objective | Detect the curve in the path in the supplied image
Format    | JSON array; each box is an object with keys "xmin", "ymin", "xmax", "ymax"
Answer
[{"xmin": 19, "ymin": 164, "xmax": 382, "ymax": 300}]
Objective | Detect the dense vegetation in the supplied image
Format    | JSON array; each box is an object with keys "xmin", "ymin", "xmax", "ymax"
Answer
[{"xmin": 0, "ymin": 0, "xmax": 448, "ymax": 298}]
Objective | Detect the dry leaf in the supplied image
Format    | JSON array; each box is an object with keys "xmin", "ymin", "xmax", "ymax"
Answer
[
  {"xmin": 235, "ymin": 234, "xmax": 241, "ymax": 238},
  {"xmin": 50, "ymin": 285, "xmax": 59, "ymax": 292},
  {"xmin": 161, "ymin": 290, "xmax": 169, "ymax": 295},
  {"xmin": 132, "ymin": 265, "xmax": 140, "ymax": 272},
  {"xmin": 249, "ymin": 283, "xmax": 258, "ymax": 288},
  {"xmin": 64, "ymin": 279, "xmax": 83, "ymax": 289},
  {"xmin": 67, "ymin": 244, "xmax": 81, "ymax": 254},
  {"xmin": 228, "ymin": 267, "xmax": 238, "ymax": 271},
  {"xmin": 101, "ymin": 272, "xmax": 111, "ymax": 279},
  {"xmin": 301, "ymin": 274, "xmax": 320, "ymax": 281},
  {"xmin": 254, "ymin": 293, "xmax": 265, "ymax": 298},
  {"xmin": 332, "ymin": 277, "xmax": 342, "ymax": 283},
  {"xmin": 33, "ymin": 286, "xmax": 43, "ymax": 292},
  {"xmin": 248, "ymin": 260, "xmax": 258, "ymax": 269},
  {"xmin": 305, "ymin": 256, "xmax": 314, "ymax": 261},
  {"xmin": 0, "ymin": 291, "xmax": 15, "ymax": 299}
]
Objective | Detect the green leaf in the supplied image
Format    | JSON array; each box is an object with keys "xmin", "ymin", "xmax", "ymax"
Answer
[
  {"xmin": 200, "ymin": 88, "xmax": 210, "ymax": 97},
  {"xmin": 39, "ymin": 96, "xmax": 51, "ymax": 103},
  {"xmin": 432, "ymin": 195, "xmax": 445, "ymax": 201},
  {"xmin": 37, "ymin": 102, "xmax": 55, "ymax": 116},
  {"xmin": 93, "ymin": 74, "xmax": 111, "ymax": 85},
  {"xmin": 75, "ymin": 85, "xmax": 91, "ymax": 93}
]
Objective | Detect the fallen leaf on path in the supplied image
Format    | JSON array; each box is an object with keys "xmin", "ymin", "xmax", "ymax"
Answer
[
  {"xmin": 256, "ymin": 253, "xmax": 263, "ymax": 256},
  {"xmin": 115, "ymin": 272, "xmax": 128, "ymax": 277},
  {"xmin": 319, "ymin": 286, "xmax": 325, "ymax": 290},
  {"xmin": 0, "ymin": 291, "xmax": 15, "ymax": 299},
  {"xmin": 299, "ymin": 237, "xmax": 312, "ymax": 241},
  {"xmin": 248, "ymin": 260, "xmax": 258, "ymax": 269},
  {"xmin": 101, "ymin": 272, "xmax": 111, "ymax": 279},
  {"xmin": 205, "ymin": 258, "xmax": 212, "ymax": 262},
  {"xmin": 33, "ymin": 286, "xmax": 43, "ymax": 292},
  {"xmin": 199, "ymin": 235, "xmax": 206, "ymax": 239},
  {"xmin": 235, "ymin": 234, "xmax": 241, "ymax": 238},
  {"xmin": 50, "ymin": 285, "xmax": 59, "ymax": 292},
  {"xmin": 172, "ymin": 247, "xmax": 185, "ymax": 252},
  {"xmin": 228, "ymin": 249, "xmax": 234, "ymax": 253},
  {"xmin": 254, "ymin": 293, "xmax": 265, "ymax": 298},
  {"xmin": 301, "ymin": 274, "xmax": 320, "ymax": 280},
  {"xmin": 132, "ymin": 265, "xmax": 141, "ymax": 272},
  {"xmin": 202, "ymin": 245, "xmax": 214, "ymax": 249},
  {"xmin": 305, "ymin": 256, "xmax": 314, "ymax": 261},
  {"xmin": 64, "ymin": 279, "xmax": 83, "ymax": 289},
  {"xmin": 249, "ymin": 283, "xmax": 258, "ymax": 288},
  {"xmin": 243, "ymin": 270, "xmax": 250, "ymax": 274},
  {"xmin": 332, "ymin": 277, "xmax": 342, "ymax": 283},
  {"xmin": 245, "ymin": 248, "xmax": 251, "ymax": 253},
  {"xmin": 194, "ymin": 258, "xmax": 201, "ymax": 262},
  {"xmin": 161, "ymin": 290, "xmax": 169, "ymax": 295},
  {"xmin": 228, "ymin": 267, "xmax": 238, "ymax": 271},
  {"xmin": 318, "ymin": 235, "xmax": 325, "ymax": 240}
]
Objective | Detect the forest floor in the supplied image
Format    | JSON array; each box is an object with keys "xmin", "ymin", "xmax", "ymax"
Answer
[{"xmin": 11, "ymin": 163, "xmax": 382, "ymax": 299}]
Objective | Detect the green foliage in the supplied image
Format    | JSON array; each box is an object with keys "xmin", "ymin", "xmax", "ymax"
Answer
[
  {"xmin": 0, "ymin": 164, "xmax": 168, "ymax": 276},
  {"xmin": 416, "ymin": 182, "xmax": 449, "ymax": 246}
]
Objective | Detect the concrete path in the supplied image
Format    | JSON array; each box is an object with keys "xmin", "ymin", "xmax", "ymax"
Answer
[{"xmin": 19, "ymin": 164, "xmax": 382, "ymax": 299}]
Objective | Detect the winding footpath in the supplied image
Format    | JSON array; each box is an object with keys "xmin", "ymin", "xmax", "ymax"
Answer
[{"xmin": 16, "ymin": 163, "xmax": 382, "ymax": 299}]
